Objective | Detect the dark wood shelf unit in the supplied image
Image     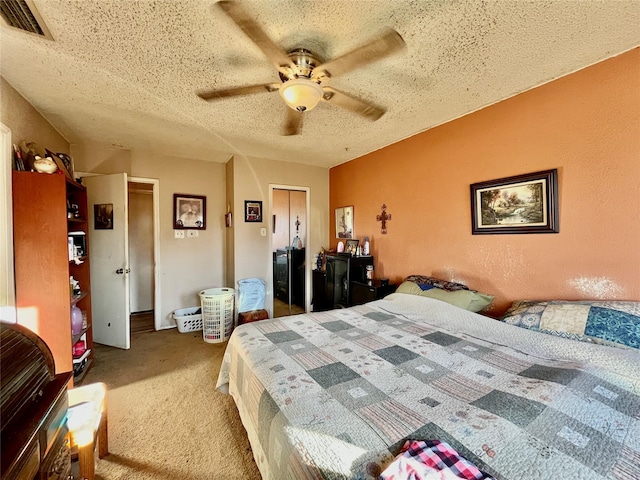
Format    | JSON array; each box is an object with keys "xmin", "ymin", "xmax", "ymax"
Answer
[
  {"xmin": 350, "ymin": 280, "xmax": 398, "ymax": 306},
  {"xmin": 313, "ymin": 254, "xmax": 375, "ymax": 311}
]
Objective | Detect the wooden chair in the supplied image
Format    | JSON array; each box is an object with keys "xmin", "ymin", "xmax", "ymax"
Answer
[{"xmin": 67, "ymin": 382, "xmax": 109, "ymax": 480}]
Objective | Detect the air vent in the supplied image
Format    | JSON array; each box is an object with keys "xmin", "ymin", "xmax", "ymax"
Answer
[{"xmin": 0, "ymin": 0, "xmax": 53, "ymax": 39}]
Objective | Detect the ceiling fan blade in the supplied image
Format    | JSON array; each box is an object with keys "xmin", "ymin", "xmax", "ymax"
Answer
[
  {"xmin": 216, "ymin": 1, "xmax": 294, "ymax": 76},
  {"xmin": 197, "ymin": 83, "xmax": 280, "ymax": 101},
  {"xmin": 282, "ymin": 108, "xmax": 303, "ymax": 136},
  {"xmin": 322, "ymin": 87, "xmax": 386, "ymax": 121},
  {"xmin": 312, "ymin": 29, "xmax": 406, "ymax": 80}
]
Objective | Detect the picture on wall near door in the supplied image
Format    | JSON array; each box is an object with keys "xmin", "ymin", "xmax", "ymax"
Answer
[
  {"xmin": 94, "ymin": 204, "xmax": 113, "ymax": 230},
  {"xmin": 335, "ymin": 205, "xmax": 354, "ymax": 239},
  {"xmin": 244, "ymin": 200, "xmax": 262, "ymax": 222},
  {"xmin": 173, "ymin": 194, "xmax": 206, "ymax": 229}
]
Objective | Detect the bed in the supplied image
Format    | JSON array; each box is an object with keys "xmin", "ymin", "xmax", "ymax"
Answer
[{"xmin": 216, "ymin": 292, "xmax": 640, "ymax": 479}]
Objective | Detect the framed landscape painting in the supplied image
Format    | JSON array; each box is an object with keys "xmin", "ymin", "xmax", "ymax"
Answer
[{"xmin": 470, "ymin": 169, "xmax": 559, "ymax": 235}]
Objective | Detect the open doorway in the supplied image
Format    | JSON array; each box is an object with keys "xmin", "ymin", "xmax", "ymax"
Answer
[
  {"xmin": 83, "ymin": 174, "xmax": 160, "ymax": 349},
  {"xmin": 128, "ymin": 181, "xmax": 154, "ymax": 333}
]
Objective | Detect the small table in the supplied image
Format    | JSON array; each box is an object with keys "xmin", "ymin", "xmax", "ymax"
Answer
[
  {"xmin": 67, "ymin": 382, "xmax": 109, "ymax": 480},
  {"xmin": 350, "ymin": 280, "xmax": 397, "ymax": 306}
]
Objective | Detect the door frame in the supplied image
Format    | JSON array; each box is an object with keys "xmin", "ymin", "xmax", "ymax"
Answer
[
  {"xmin": 128, "ymin": 177, "xmax": 162, "ymax": 330},
  {"xmin": 268, "ymin": 184, "xmax": 311, "ymax": 314}
]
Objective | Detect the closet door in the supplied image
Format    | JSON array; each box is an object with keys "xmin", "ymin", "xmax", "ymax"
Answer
[{"xmin": 272, "ymin": 188, "xmax": 306, "ymax": 317}]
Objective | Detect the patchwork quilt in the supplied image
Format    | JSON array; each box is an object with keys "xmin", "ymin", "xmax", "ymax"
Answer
[{"xmin": 216, "ymin": 293, "xmax": 640, "ymax": 480}]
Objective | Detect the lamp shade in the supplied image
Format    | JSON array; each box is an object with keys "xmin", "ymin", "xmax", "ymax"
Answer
[{"xmin": 280, "ymin": 78, "xmax": 323, "ymax": 112}]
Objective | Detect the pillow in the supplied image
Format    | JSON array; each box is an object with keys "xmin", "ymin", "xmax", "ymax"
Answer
[
  {"xmin": 403, "ymin": 275, "xmax": 469, "ymax": 292},
  {"xmin": 396, "ymin": 281, "xmax": 494, "ymax": 312},
  {"xmin": 501, "ymin": 300, "xmax": 640, "ymax": 349}
]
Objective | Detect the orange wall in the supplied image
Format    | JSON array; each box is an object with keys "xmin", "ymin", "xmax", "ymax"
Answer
[{"xmin": 330, "ymin": 48, "xmax": 640, "ymax": 316}]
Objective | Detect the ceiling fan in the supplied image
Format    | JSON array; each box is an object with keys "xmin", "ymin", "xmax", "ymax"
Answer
[{"xmin": 197, "ymin": 1, "xmax": 406, "ymax": 136}]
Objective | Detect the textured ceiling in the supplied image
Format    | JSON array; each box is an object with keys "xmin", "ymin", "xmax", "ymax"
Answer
[{"xmin": 1, "ymin": 1, "xmax": 638, "ymax": 168}]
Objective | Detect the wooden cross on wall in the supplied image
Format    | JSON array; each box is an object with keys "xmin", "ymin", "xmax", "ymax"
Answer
[{"xmin": 376, "ymin": 204, "xmax": 392, "ymax": 234}]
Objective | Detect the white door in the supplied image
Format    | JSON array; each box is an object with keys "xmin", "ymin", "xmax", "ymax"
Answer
[{"xmin": 84, "ymin": 173, "xmax": 130, "ymax": 349}]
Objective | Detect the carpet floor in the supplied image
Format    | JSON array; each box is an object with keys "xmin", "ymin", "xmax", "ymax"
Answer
[{"xmin": 82, "ymin": 328, "xmax": 262, "ymax": 480}]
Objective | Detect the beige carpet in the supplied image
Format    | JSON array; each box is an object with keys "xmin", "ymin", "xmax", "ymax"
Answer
[{"xmin": 82, "ymin": 329, "xmax": 262, "ymax": 480}]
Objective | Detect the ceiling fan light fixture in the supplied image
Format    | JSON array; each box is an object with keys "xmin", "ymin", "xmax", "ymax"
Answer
[{"xmin": 280, "ymin": 78, "xmax": 323, "ymax": 112}]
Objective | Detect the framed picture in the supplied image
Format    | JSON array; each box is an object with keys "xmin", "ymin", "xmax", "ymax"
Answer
[
  {"xmin": 173, "ymin": 194, "xmax": 206, "ymax": 230},
  {"xmin": 470, "ymin": 169, "xmax": 559, "ymax": 235},
  {"xmin": 345, "ymin": 239, "xmax": 359, "ymax": 255},
  {"xmin": 335, "ymin": 206, "xmax": 354, "ymax": 239},
  {"xmin": 244, "ymin": 200, "xmax": 262, "ymax": 222},
  {"xmin": 94, "ymin": 204, "xmax": 113, "ymax": 230}
]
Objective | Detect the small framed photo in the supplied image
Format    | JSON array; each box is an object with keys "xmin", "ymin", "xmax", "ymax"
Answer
[
  {"xmin": 335, "ymin": 206, "xmax": 354, "ymax": 239},
  {"xmin": 94, "ymin": 204, "xmax": 113, "ymax": 229},
  {"xmin": 470, "ymin": 169, "xmax": 559, "ymax": 235},
  {"xmin": 345, "ymin": 239, "xmax": 359, "ymax": 255},
  {"xmin": 174, "ymin": 194, "xmax": 206, "ymax": 230},
  {"xmin": 244, "ymin": 201, "xmax": 262, "ymax": 222}
]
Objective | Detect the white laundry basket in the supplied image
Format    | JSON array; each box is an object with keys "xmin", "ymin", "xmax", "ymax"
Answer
[{"xmin": 199, "ymin": 287, "xmax": 235, "ymax": 343}]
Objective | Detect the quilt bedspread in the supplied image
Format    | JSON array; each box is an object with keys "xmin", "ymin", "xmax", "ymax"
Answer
[{"xmin": 216, "ymin": 294, "xmax": 640, "ymax": 480}]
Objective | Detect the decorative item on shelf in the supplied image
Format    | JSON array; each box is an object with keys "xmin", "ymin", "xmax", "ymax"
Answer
[
  {"xmin": 31, "ymin": 155, "xmax": 58, "ymax": 174},
  {"xmin": 12, "ymin": 144, "xmax": 25, "ymax": 171},
  {"xmin": 72, "ymin": 339, "xmax": 86, "ymax": 357},
  {"xmin": 20, "ymin": 140, "xmax": 38, "ymax": 171},
  {"xmin": 345, "ymin": 239, "xmax": 359, "ymax": 256},
  {"xmin": 337, "ymin": 241, "xmax": 344, "ymax": 253},
  {"xmin": 316, "ymin": 248, "xmax": 327, "ymax": 270},
  {"xmin": 363, "ymin": 236, "xmax": 370, "ymax": 255},
  {"xmin": 71, "ymin": 306, "xmax": 84, "ymax": 335},
  {"xmin": 366, "ymin": 265, "xmax": 374, "ymax": 283},
  {"xmin": 55, "ymin": 152, "xmax": 75, "ymax": 179},
  {"xmin": 291, "ymin": 235, "xmax": 303, "ymax": 250},
  {"xmin": 45, "ymin": 149, "xmax": 73, "ymax": 180},
  {"xmin": 67, "ymin": 201, "xmax": 80, "ymax": 219},
  {"xmin": 376, "ymin": 204, "xmax": 392, "ymax": 234},
  {"xmin": 68, "ymin": 231, "xmax": 86, "ymax": 257},
  {"xmin": 70, "ymin": 276, "xmax": 81, "ymax": 296}
]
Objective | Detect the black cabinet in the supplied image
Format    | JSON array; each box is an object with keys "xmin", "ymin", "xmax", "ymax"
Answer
[
  {"xmin": 350, "ymin": 280, "xmax": 397, "ymax": 306},
  {"xmin": 273, "ymin": 248, "xmax": 305, "ymax": 307},
  {"xmin": 314, "ymin": 254, "xmax": 374, "ymax": 310},
  {"xmin": 312, "ymin": 270, "xmax": 329, "ymax": 311}
]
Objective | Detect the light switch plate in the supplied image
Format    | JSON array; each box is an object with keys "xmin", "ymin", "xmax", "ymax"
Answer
[
  {"xmin": 260, "ymin": 228, "xmax": 267, "ymax": 237},
  {"xmin": 188, "ymin": 230, "xmax": 198, "ymax": 238},
  {"xmin": 175, "ymin": 230, "xmax": 185, "ymax": 238}
]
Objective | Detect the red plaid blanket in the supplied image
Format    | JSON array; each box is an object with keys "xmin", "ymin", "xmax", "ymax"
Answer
[{"xmin": 380, "ymin": 440, "xmax": 495, "ymax": 480}]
